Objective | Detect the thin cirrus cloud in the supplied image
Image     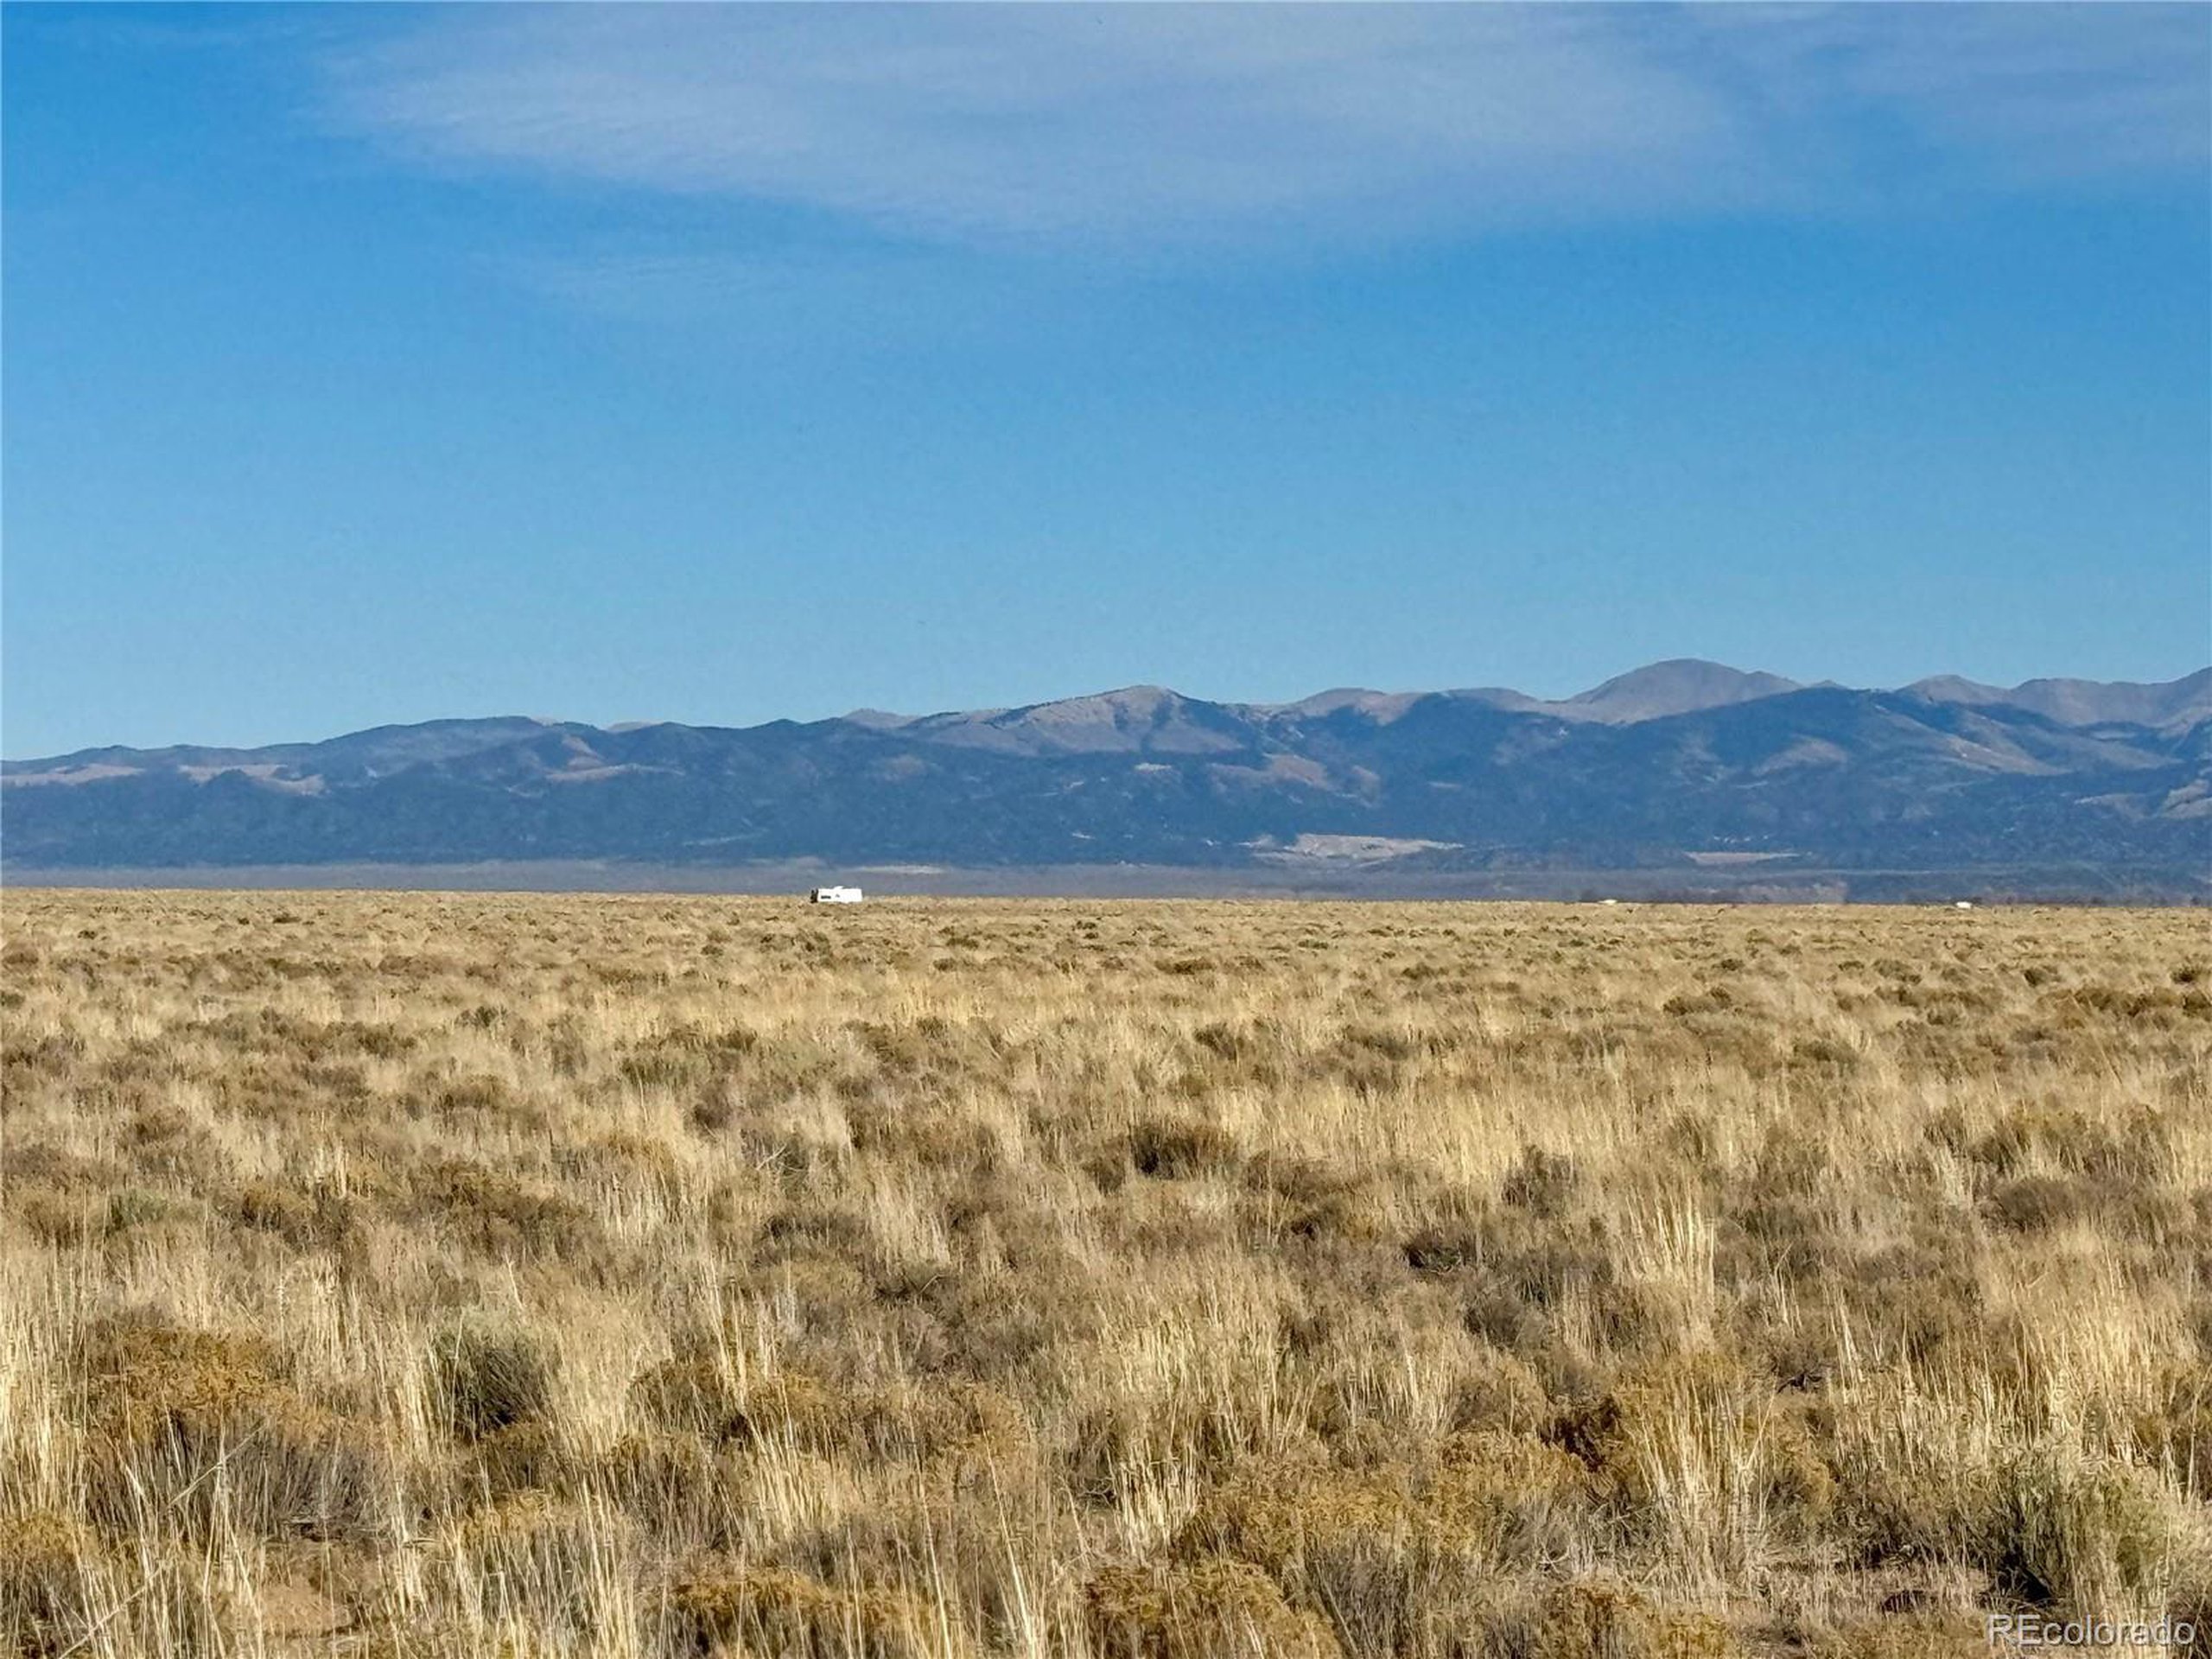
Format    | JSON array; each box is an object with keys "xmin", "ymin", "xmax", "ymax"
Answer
[{"xmin": 320, "ymin": 4, "xmax": 2211, "ymax": 251}]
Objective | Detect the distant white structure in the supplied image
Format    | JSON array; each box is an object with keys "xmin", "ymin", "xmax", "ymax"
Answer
[
  {"xmin": 1955, "ymin": 900, "xmax": 1975, "ymax": 911},
  {"xmin": 809, "ymin": 886, "xmax": 863, "ymax": 905}
]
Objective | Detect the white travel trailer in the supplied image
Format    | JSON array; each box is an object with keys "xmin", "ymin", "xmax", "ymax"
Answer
[{"xmin": 809, "ymin": 886, "xmax": 863, "ymax": 905}]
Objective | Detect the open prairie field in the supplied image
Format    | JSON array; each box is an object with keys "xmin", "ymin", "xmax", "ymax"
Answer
[{"xmin": 2, "ymin": 891, "xmax": 2207, "ymax": 1658}]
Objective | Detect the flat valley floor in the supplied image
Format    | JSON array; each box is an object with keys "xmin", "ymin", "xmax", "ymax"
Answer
[{"xmin": 3, "ymin": 893, "xmax": 2207, "ymax": 1656}]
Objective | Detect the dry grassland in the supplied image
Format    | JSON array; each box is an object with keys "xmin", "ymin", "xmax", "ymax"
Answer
[{"xmin": 2, "ymin": 891, "xmax": 2208, "ymax": 1657}]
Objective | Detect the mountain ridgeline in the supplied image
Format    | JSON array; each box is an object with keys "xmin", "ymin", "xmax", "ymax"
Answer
[{"xmin": 5, "ymin": 661, "xmax": 2208, "ymax": 897}]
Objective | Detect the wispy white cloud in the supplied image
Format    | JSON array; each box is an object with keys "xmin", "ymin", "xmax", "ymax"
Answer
[
  {"xmin": 1686, "ymin": 5, "xmax": 2212, "ymax": 183},
  {"xmin": 504, "ymin": 244, "xmax": 1043, "ymax": 346},
  {"xmin": 321, "ymin": 3, "xmax": 2209, "ymax": 250}
]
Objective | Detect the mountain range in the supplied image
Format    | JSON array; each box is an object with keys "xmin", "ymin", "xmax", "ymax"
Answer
[{"xmin": 6, "ymin": 660, "xmax": 2208, "ymax": 898}]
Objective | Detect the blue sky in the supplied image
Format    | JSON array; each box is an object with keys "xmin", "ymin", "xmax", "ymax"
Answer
[{"xmin": 5, "ymin": 3, "xmax": 2208, "ymax": 757}]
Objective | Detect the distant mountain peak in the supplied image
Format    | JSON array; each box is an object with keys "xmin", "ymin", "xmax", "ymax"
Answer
[
  {"xmin": 892, "ymin": 682, "xmax": 1243, "ymax": 756},
  {"xmin": 1909, "ymin": 668, "xmax": 2212, "ymax": 733},
  {"xmin": 1050, "ymin": 683, "xmax": 1179, "ymax": 709},
  {"xmin": 1486, "ymin": 658, "xmax": 1796, "ymax": 725},
  {"xmin": 1553, "ymin": 659, "xmax": 1802, "ymax": 724},
  {"xmin": 1268, "ymin": 688, "xmax": 1425, "ymax": 722}
]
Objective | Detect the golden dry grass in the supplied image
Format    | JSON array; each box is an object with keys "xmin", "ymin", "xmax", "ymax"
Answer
[{"xmin": 2, "ymin": 890, "xmax": 2207, "ymax": 1657}]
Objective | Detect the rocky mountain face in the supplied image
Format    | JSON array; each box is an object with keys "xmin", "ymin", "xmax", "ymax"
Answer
[{"xmin": 6, "ymin": 662, "xmax": 2206, "ymax": 893}]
